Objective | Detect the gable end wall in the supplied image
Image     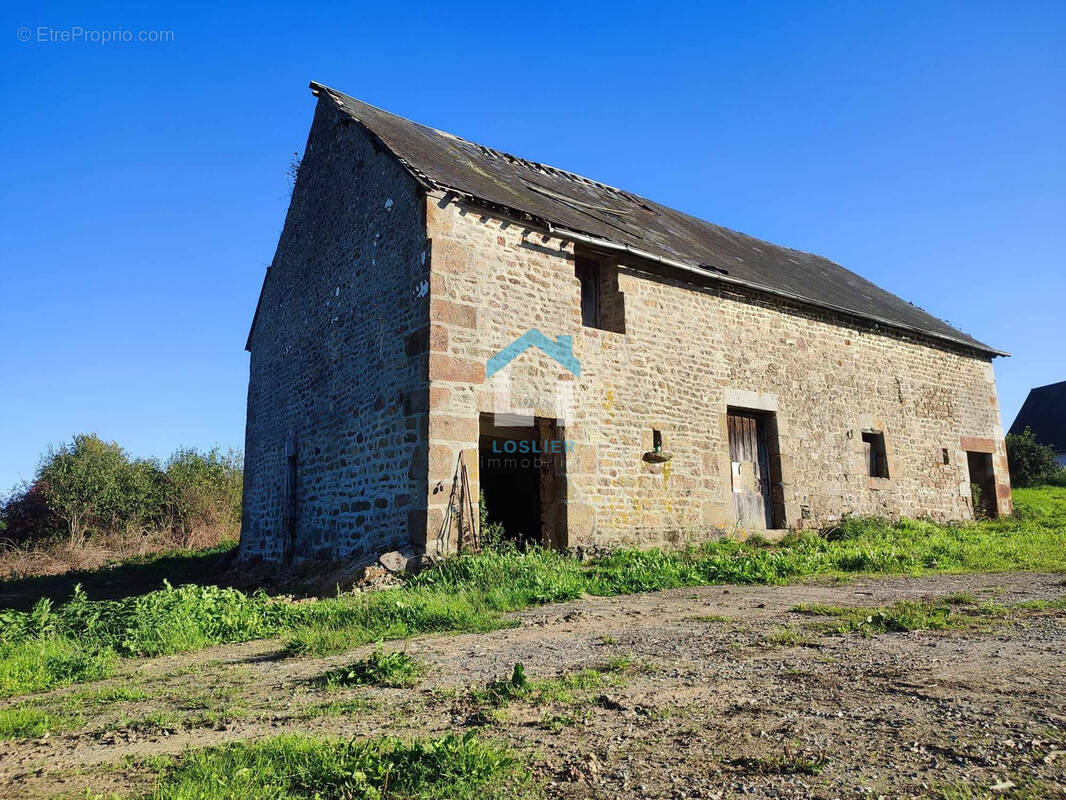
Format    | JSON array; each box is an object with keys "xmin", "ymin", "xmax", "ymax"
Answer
[{"xmin": 240, "ymin": 99, "xmax": 430, "ymax": 563}]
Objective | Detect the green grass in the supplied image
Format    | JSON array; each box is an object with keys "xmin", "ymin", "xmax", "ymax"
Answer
[
  {"xmin": 791, "ymin": 590, "xmax": 1066, "ymax": 636},
  {"xmin": 0, "ymin": 678, "xmax": 247, "ymax": 740},
  {"xmin": 313, "ymin": 647, "xmax": 424, "ymax": 689},
  {"xmin": 0, "ymin": 541, "xmax": 238, "ymax": 612},
  {"xmin": 0, "ymin": 635, "xmax": 118, "ymax": 696},
  {"xmin": 3, "ymin": 487, "xmax": 1065, "ymax": 698},
  {"xmin": 465, "ymin": 661, "xmax": 628, "ymax": 712},
  {"xmin": 791, "ymin": 599, "xmax": 962, "ymax": 635},
  {"xmin": 135, "ymin": 731, "xmax": 536, "ymax": 799},
  {"xmin": 685, "ymin": 613, "xmax": 732, "ymax": 623},
  {"xmin": 298, "ymin": 696, "xmax": 382, "ymax": 719},
  {"xmin": 0, "ymin": 705, "xmax": 76, "ymax": 739},
  {"xmin": 0, "ymin": 684, "xmax": 158, "ymax": 740}
]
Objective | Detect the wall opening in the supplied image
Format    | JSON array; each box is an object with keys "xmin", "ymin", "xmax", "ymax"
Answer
[
  {"xmin": 966, "ymin": 451, "xmax": 998, "ymax": 518},
  {"xmin": 727, "ymin": 409, "xmax": 784, "ymax": 529},
  {"xmin": 479, "ymin": 414, "xmax": 567, "ymax": 548},
  {"xmin": 574, "ymin": 249, "xmax": 625, "ymax": 333},
  {"xmin": 861, "ymin": 431, "xmax": 890, "ymax": 478},
  {"xmin": 576, "ymin": 257, "xmax": 601, "ymax": 329}
]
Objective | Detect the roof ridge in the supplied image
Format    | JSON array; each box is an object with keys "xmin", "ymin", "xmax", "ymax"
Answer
[{"xmin": 312, "ymin": 82, "xmax": 643, "ymax": 203}]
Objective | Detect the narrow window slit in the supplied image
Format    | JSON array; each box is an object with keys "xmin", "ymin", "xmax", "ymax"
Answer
[{"xmin": 861, "ymin": 431, "xmax": 889, "ymax": 479}]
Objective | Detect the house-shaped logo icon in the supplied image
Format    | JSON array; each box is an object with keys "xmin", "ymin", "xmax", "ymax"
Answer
[{"xmin": 486, "ymin": 329, "xmax": 581, "ymax": 378}]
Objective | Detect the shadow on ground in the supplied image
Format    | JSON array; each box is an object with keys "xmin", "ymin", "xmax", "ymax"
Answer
[{"xmin": 0, "ymin": 545, "xmax": 239, "ymax": 610}]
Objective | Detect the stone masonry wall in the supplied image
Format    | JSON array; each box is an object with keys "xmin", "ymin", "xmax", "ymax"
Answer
[
  {"xmin": 422, "ymin": 194, "xmax": 1011, "ymax": 551},
  {"xmin": 240, "ymin": 100, "xmax": 430, "ymax": 562}
]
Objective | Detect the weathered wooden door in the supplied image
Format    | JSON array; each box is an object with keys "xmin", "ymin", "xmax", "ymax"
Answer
[{"xmin": 728, "ymin": 411, "xmax": 773, "ymax": 528}]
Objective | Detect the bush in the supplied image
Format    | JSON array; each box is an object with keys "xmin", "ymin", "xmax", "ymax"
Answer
[
  {"xmin": 164, "ymin": 447, "xmax": 243, "ymax": 544},
  {"xmin": 0, "ymin": 436, "xmax": 243, "ymax": 553},
  {"xmin": 1006, "ymin": 427, "xmax": 1065, "ymax": 487},
  {"xmin": 31, "ymin": 434, "xmax": 166, "ymax": 541},
  {"xmin": 0, "ymin": 482, "xmax": 58, "ymax": 544}
]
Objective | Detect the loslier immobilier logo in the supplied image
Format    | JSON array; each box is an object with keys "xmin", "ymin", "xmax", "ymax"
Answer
[
  {"xmin": 486, "ymin": 329, "xmax": 580, "ymax": 379},
  {"xmin": 484, "ymin": 329, "xmax": 577, "ymax": 459}
]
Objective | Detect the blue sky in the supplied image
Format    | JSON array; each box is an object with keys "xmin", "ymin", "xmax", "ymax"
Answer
[{"xmin": 1, "ymin": 1, "xmax": 1063, "ymax": 492}]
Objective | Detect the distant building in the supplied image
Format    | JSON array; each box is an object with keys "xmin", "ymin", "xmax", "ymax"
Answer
[
  {"xmin": 238, "ymin": 82, "xmax": 1013, "ymax": 564},
  {"xmin": 1010, "ymin": 382, "xmax": 1066, "ymax": 465}
]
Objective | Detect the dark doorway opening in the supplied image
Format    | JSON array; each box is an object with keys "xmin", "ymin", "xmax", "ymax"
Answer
[
  {"xmin": 966, "ymin": 451, "xmax": 998, "ymax": 518},
  {"xmin": 727, "ymin": 409, "xmax": 783, "ymax": 529},
  {"xmin": 479, "ymin": 414, "xmax": 567, "ymax": 548}
]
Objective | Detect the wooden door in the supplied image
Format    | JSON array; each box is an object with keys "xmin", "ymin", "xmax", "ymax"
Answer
[{"xmin": 728, "ymin": 411, "xmax": 773, "ymax": 528}]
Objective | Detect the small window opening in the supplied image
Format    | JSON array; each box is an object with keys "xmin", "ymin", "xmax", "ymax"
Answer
[
  {"xmin": 652, "ymin": 429, "xmax": 663, "ymax": 452},
  {"xmin": 942, "ymin": 448, "xmax": 950, "ymax": 465},
  {"xmin": 861, "ymin": 431, "xmax": 889, "ymax": 478},
  {"xmin": 575, "ymin": 257, "xmax": 601, "ymax": 328}
]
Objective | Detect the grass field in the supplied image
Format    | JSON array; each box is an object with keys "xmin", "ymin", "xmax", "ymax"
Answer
[{"xmin": 1, "ymin": 487, "xmax": 1064, "ymax": 699}]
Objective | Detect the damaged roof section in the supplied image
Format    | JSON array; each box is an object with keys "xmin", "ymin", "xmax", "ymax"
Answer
[{"xmin": 310, "ymin": 81, "xmax": 1002, "ymax": 356}]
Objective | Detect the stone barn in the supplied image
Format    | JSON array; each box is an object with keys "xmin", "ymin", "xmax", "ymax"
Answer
[{"xmin": 239, "ymin": 81, "xmax": 1012, "ymax": 563}]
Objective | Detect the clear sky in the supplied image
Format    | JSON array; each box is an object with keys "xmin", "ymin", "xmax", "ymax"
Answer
[{"xmin": 1, "ymin": 1, "xmax": 1063, "ymax": 492}]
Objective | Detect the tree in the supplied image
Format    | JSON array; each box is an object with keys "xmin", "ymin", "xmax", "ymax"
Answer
[
  {"xmin": 36, "ymin": 434, "xmax": 165, "ymax": 540},
  {"xmin": 1005, "ymin": 427, "xmax": 1062, "ymax": 488},
  {"xmin": 163, "ymin": 447, "xmax": 243, "ymax": 541}
]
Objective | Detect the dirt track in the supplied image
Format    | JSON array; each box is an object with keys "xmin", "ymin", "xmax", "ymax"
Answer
[{"xmin": 3, "ymin": 571, "xmax": 1066, "ymax": 799}]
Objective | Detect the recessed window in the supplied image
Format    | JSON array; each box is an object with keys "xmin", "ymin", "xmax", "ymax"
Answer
[
  {"xmin": 575, "ymin": 257, "xmax": 601, "ymax": 328},
  {"xmin": 862, "ymin": 431, "xmax": 889, "ymax": 479},
  {"xmin": 574, "ymin": 250, "xmax": 626, "ymax": 333},
  {"xmin": 942, "ymin": 448, "xmax": 951, "ymax": 465},
  {"xmin": 652, "ymin": 429, "xmax": 663, "ymax": 452}
]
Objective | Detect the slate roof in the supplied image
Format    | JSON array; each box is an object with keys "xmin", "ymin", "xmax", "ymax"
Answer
[
  {"xmin": 1010, "ymin": 381, "xmax": 1066, "ymax": 451},
  {"xmin": 311, "ymin": 82, "xmax": 1002, "ymax": 356}
]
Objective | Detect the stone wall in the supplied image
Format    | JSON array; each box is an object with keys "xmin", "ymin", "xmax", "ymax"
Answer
[
  {"xmin": 240, "ymin": 100, "xmax": 430, "ymax": 562},
  {"xmin": 421, "ymin": 194, "xmax": 1011, "ymax": 551}
]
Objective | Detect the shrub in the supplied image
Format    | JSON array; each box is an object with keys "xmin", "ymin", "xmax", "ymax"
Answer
[
  {"xmin": 0, "ymin": 482, "xmax": 58, "ymax": 543},
  {"xmin": 1006, "ymin": 427, "xmax": 1064, "ymax": 488},
  {"xmin": 0, "ymin": 437, "xmax": 244, "ymax": 559},
  {"xmin": 34, "ymin": 434, "xmax": 166, "ymax": 541},
  {"xmin": 163, "ymin": 447, "xmax": 243, "ymax": 544}
]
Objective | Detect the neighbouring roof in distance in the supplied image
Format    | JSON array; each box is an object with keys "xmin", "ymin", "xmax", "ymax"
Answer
[
  {"xmin": 1010, "ymin": 381, "xmax": 1066, "ymax": 450},
  {"xmin": 310, "ymin": 81, "xmax": 1004, "ymax": 356}
]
